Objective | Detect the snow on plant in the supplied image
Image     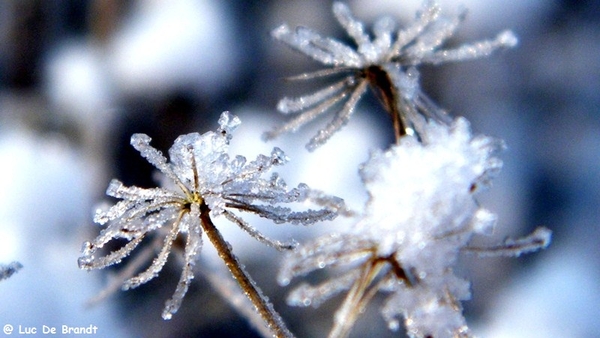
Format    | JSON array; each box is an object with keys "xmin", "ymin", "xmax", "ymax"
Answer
[
  {"xmin": 279, "ymin": 118, "xmax": 551, "ymax": 338},
  {"xmin": 77, "ymin": 1, "xmax": 551, "ymax": 337},
  {"xmin": 264, "ymin": 1, "xmax": 517, "ymax": 150},
  {"xmin": 0, "ymin": 261, "xmax": 22, "ymax": 281},
  {"xmin": 78, "ymin": 111, "xmax": 343, "ymax": 337}
]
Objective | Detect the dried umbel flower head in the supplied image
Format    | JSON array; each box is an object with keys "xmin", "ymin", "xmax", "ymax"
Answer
[
  {"xmin": 79, "ymin": 112, "xmax": 343, "ymax": 329},
  {"xmin": 279, "ymin": 119, "xmax": 551, "ymax": 338},
  {"xmin": 265, "ymin": 1, "xmax": 517, "ymax": 150}
]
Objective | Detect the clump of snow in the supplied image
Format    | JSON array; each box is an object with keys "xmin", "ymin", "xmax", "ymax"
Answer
[{"xmin": 280, "ymin": 118, "xmax": 550, "ymax": 337}]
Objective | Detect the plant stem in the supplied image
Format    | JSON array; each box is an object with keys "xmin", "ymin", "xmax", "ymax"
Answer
[
  {"xmin": 365, "ymin": 65, "xmax": 407, "ymax": 143},
  {"xmin": 200, "ymin": 201, "xmax": 294, "ymax": 338},
  {"xmin": 328, "ymin": 259, "xmax": 386, "ymax": 338}
]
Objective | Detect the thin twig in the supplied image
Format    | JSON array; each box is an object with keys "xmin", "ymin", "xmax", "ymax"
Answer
[
  {"xmin": 363, "ymin": 65, "xmax": 407, "ymax": 142},
  {"xmin": 200, "ymin": 201, "xmax": 294, "ymax": 338},
  {"xmin": 202, "ymin": 260, "xmax": 275, "ymax": 338},
  {"xmin": 328, "ymin": 259, "xmax": 386, "ymax": 338}
]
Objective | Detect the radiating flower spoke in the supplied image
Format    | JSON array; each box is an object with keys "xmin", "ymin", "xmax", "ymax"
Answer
[
  {"xmin": 307, "ymin": 80, "xmax": 369, "ymax": 150},
  {"xmin": 223, "ymin": 210, "xmax": 297, "ymax": 251},
  {"xmin": 122, "ymin": 211, "xmax": 187, "ymax": 290}
]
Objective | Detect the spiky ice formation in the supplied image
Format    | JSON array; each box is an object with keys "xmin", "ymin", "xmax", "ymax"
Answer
[
  {"xmin": 266, "ymin": 1, "xmax": 517, "ymax": 150},
  {"xmin": 79, "ymin": 111, "xmax": 344, "ymax": 320}
]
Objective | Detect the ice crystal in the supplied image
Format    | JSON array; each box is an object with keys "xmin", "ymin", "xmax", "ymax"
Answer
[
  {"xmin": 279, "ymin": 119, "xmax": 550, "ymax": 338},
  {"xmin": 265, "ymin": 1, "xmax": 517, "ymax": 150},
  {"xmin": 0, "ymin": 262, "xmax": 22, "ymax": 281},
  {"xmin": 79, "ymin": 111, "xmax": 343, "ymax": 320}
]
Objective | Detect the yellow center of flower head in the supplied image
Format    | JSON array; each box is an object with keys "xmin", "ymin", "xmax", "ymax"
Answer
[{"xmin": 190, "ymin": 191, "xmax": 203, "ymax": 205}]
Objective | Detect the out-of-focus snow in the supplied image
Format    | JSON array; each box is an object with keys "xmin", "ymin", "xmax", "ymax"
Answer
[
  {"xmin": 0, "ymin": 125, "xmax": 128, "ymax": 337},
  {"xmin": 45, "ymin": 42, "xmax": 114, "ymax": 128},
  {"xmin": 351, "ymin": 0, "xmax": 558, "ymax": 34},
  {"xmin": 475, "ymin": 245, "xmax": 600, "ymax": 338},
  {"xmin": 108, "ymin": 0, "xmax": 238, "ymax": 96}
]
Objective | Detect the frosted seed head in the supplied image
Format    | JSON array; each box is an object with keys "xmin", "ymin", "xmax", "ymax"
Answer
[
  {"xmin": 82, "ymin": 111, "xmax": 345, "ymax": 323},
  {"xmin": 270, "ymin": 1, "xmax": 522, "ymax": 148}
]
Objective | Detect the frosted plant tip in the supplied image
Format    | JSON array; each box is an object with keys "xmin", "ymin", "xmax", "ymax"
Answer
[
  {"xmin": 269, "ymin": 1, "xmax": 518, "ymax": 147},
  {"xmin": 79, "ymin": 111, "xmax": 342, "ymax": 320},
  {"xmin": 464, "ymin": 226, "xmax": 552, "ymax": 257},
  {"xmin": 280, "ymin": 119, "xmax": 549, "ymax": 337},
  {"xmin": 497, "ymin": 30, "xmax": 518, "ymax": 48}
]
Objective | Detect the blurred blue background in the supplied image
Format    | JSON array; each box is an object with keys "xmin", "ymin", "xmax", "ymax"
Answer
[{"xmin": 0, "ymin": 0, "xmax": 598, "ymax": 337}]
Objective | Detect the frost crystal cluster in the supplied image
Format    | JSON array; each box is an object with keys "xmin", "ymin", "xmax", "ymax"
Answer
[
  {"xmin": 78, "ymin": 112, "xmax": 342, "ymax": 323},
  {"xmin": 279, "ymin": 119, "xmax": 551, "ymax": 338},
  {"xmin": 265, "ymin": 1, "xmax": 517, "ymax": 149}
]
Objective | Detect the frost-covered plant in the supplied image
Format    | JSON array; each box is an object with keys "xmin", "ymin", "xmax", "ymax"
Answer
[
  {"xmin": 78, "ymin": 112, "xmax": 343, "ymax": 336},
  {"xmin": 268, "ymin": 5, "xmax": 550, "ymax": 335},
  {"xmin": 76, "ymin": 1, "xmax": 551, "ymax": 337},
  {"xmin": 0, "ymin": 261, "xmax": 22, "ymax": 281},
  {"xmin": 265, "ymin": 1, "xmax": 517, "ymax": 150},
  {"xmin": 279, "ymin": 118, "xmax": 551, "ymax": 338}
]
